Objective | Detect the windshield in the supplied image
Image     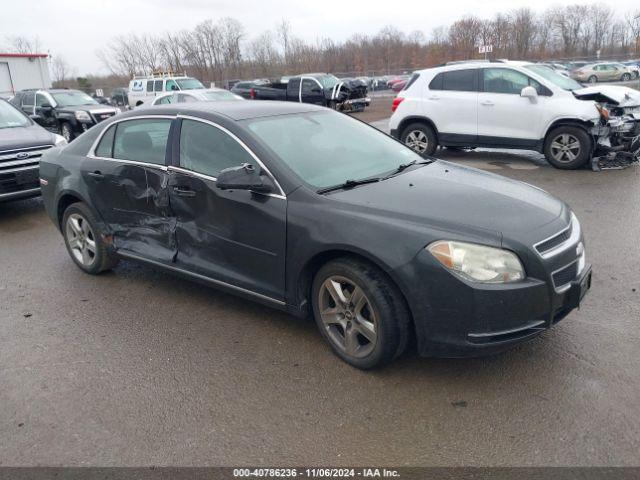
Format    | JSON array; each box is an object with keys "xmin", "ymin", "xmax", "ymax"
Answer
[
  {"xmin": 51, "ymin": 91, "xmax": 98, "ymax": 107},
  {"xmin": 0, "ymin": 100, "xmax": 30, "ymax": 128},
  {"xmin": 316, "ymin": 74, "xmax": 340, "ymax": 89},
  {"xmin": 245, "ymin": 110, "xmax": 423, "ymax": 189},
  {"xmin": 525, "ymin": 65, "xmax": 583, "ymax": 91},
  {"xmin": 202, "ymin": 91, "xmax": 242, "ymax": 101},
  {"xmin": 176, "ymin": 78, "xmax": 205, "ymax": 90}
]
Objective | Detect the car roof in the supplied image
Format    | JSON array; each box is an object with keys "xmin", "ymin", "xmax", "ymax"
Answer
[
  {"xmin": 414, "ymin": 60, "xmax": 534, "ymax": 75},
  {"xmin": 130, "ymin": 100, "xmax": 323, "ymax": 121}
]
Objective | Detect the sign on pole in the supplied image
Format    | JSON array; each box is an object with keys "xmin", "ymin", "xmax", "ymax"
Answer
[{"xmin": 479, "ymin": 45, "xmax": 493, "ymax": 54}]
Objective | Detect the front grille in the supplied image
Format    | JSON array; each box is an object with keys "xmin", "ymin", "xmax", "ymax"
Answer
[
  {"xmin": 0, "ymin": 145, "xmax": 52, "ymax": 195},
  {"xmin": 91, "ymin": 111, "xmax": 116, "ymax": 123},
  {"xmin": 552, "ymin": 261, "xmax": 578, "ymax": 290},
  {"xmin": 536, "ymin": 226, "xmax": 572, "ymax": 255}
]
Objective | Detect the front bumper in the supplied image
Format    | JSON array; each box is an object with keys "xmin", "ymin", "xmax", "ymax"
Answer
[{"xmin": 398, "ymin": 249, "xmax": 592, "ymax": 358}]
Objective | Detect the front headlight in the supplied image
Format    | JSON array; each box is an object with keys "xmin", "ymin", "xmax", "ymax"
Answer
[
  {"xmin": 427, "ymin": 240, "xmax": 525, "ymax": 283},
  {"xmin": 74, "ymin": 111, "xmax": 92, "ymax": 122},
  {"xmin": 54, "ymin": 134, "xmax": 67, "ymax": 146}
]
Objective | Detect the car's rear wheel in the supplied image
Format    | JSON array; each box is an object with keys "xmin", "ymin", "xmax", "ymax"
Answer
[
  {"xmin": 401, "ymin": 123, "xmax": 437, "ymax": 157},
  {"xmin": 311, "ymin": 258, "xmax": 410, "ymax": 369},
  {"xmin": 60, "ymin": 122, "xmax": 74, "ymax": 142},
  {"xmin": 621, "ymin": 73, "xmax": 631, "ymax": 82},
  {"xmin": 544, "ymin": 126, "xmax": 591, "ymax": 170},
  {"xmin": 587, "ymin": 75, "xmax": 598, "ymax": 84},
  {"xmin": 62, "ymin": 202, "xmax": 118, "ymax": 275}
]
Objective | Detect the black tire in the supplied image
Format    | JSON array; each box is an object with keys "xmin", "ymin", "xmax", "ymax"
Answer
[
  {"xmin": 311, "ymin": 257, "xmax": 410, "ymax": 369},
  {"xmin": 400, "ymin": 122, "xmax": 438, "ymax": 157},
  {"xmin": 621, "ymin": 73, "xmax": 631, "ymax": 82},
  {"xmin": 62, "ymin": 202, "xmax": 119, "ymax": 275},
  {"xmin": 543, "ymin": 126, "xmax": 592, "ymax": 170},
  {"xmin": 60, "ymin": 122, "xmax": 74, "ymax": 142},
  {"xmin": 587, "ymin": 75, "xmax": 597, "ymax": 84}
]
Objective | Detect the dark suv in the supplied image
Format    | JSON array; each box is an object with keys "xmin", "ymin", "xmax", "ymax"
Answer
[
  {"xmin": 0, "ymin": 99, "xmax": 65, "ymax": 202},
  {"xmin": 10, "ymin": 89, "xmax": 119, "ymax": 142}
]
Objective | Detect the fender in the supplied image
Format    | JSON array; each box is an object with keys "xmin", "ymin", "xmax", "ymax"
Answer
[{"xmin": 393, "ymin": 115, "xmax": 440, "ymax": 140}]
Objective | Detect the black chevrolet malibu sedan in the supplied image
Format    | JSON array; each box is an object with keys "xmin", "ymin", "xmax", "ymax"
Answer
[{"xmin": 38, "ymin": 101, "xmax": 592, "ymax": 369}]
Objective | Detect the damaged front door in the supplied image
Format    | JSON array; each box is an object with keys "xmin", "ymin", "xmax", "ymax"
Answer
[
  {"xmin": 86, "ymin": 116, "xmax": 177, "ymax": 262},
  {"xmin": 168, "ymin": 118, "xmax": 287, "ymax": 302}
]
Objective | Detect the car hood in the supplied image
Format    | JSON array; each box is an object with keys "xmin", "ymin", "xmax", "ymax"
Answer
[
  {"xmin": 329, "ymin": 161, "xmax": 565, "ymax": 239},
  {"xmin": 573, "ymin": 86, "xmax": 640, "ymax": 107},
  {"xmin": 0, "ymin": 123, "xmax": 55, "ymax": 151}
]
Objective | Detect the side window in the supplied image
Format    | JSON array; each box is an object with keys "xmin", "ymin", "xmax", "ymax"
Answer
[
  {"xmin": 154, "ymin": 80, "xmax": 163, "ymax": 92},
  {"xmin": 157, "ymin": 95, "xmax": 173, "ymax": 104},
  {"xmin": 429, "ymin": 73, "xmax": 443, "ymax": 90},
  {"xmin": 179, "ymin": 119, "xmax": 254, "ymax": 178},
  {"xmin": 177, "ymin": 94, "xmax": 196, "ymax": 103},
  {"xmin": 10, "ymin": 92, "xmax": 22, "ymax": 107},
  {"xmin": 95, "ymin": 124, "xmax": 116, "ymax": 158},
  {"xmin": 442, "ymin": 69, "xmax": 478, "ymax": 92},
  {"xmin": 288, "ymin": 78, "xmax": 301, "ymax": 92},
  {"xmin": 165, "ymin": 80, "xmax": 178, "ymax": 91},
  {"xmin": 113, "ymin": 119, "xmax": 172, "ymax": 165},
  {"xmin": 301, "ymin": 79, "xmax": 320, "ymax": 94},
  {"xmin": 146, "ymin": 81, "xmax": 154, "ymax": 92},
  {"xmin": 483, "ymin": 69, "xmax": 530, "ymax": 94},
  {"xmin": 22, "ymin": 92, "xmax": 35, "ymax": 107},
  {"xmin": 35, "ymin": 93, "xmax": 48, "ymax": 106}
]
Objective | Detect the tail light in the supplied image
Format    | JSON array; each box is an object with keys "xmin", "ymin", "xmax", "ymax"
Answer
[
  {"xmin": 249, "ymin": 88, "xmax": 255, "ymax": 99},
  {"xmin": 392, "ymin": 97, "xmax": 405, "ymax": 112}
]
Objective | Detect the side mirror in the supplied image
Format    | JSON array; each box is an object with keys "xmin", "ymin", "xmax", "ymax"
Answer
[
  {"xmin": 521, "ymin": 86, "xmax": 538, "ymax": 100},
  {"xmin": 216, "ymin": 163, "xmax": 273, "ymax": 193}
]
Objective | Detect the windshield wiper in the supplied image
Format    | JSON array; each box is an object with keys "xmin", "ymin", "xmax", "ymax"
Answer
[
  {"xmin": 317, "ymin": 177, "xmax": 381, "ymax": 194},
  {"xmin": 381, "ymin": 159, "xmax": 433, "ymax": 180}
]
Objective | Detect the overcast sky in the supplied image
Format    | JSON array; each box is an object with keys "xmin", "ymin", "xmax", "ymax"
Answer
[{"xmin": 1, "ymin": 0, "xmax": 638, "ymax": 74}]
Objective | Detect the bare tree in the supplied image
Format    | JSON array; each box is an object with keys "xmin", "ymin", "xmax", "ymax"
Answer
[
  {"xmin": 5, "ymin": 35, "xmax": 41, "ymax": 53},
  {"xmin": 275, "ymin": 19, "xmax": 292, "ymax": 65},
  {"xmin": 51, "ymin": 55, "xmax": 73, "ymax": 84}
]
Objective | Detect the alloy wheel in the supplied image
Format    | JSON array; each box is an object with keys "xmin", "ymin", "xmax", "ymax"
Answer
[
  {"xmin": 550, "ymin": 133, "xmax": 581, "ymax": 163},
  {"xmin": 405, "ymin": 130, "xmax": 429, "ymax": 153},
  {"xmin": 318, "ymin": 275, "xmax": 377, "ymax": 359},
  {"xmin": 65, "ymin": 213, "xmax": 97, "ymax": 267}
]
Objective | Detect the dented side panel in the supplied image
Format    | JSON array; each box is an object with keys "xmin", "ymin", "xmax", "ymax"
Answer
[{"xmin": 81, "ymin": 156, "xmax": 178, "ymax": 262}]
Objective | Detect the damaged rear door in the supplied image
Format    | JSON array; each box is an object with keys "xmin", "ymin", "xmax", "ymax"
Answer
[{"xmin": 85, "ymin": 116, "xmax": 177, "ymax": 262}]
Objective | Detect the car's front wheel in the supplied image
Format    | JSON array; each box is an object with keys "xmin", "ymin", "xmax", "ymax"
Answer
[
  {"xmin": 587, "ymin": 75, "xmax": 598, "ymax": 84},
  {"xmin": 311, "ymin": 258, "xmax": 410, "ymax": 369},
  {"xmin": 544, "ymin": 126, "xmax": 591, "ymax": 170},
  {"xmin": 621, "ymin": 73, "xmax": 631, "ymax": 82},
  {"xmin": 62, "ymin": 202, "xmax": 118, "ymax": 274},
  {"xmin": 401, "ymin": 123, "xmax": 438, "ymax": 157}
]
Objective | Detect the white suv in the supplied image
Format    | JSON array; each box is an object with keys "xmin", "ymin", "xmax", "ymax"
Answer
[
  {"xmin": 390, "ymin": 61, "xmax": 620, "ymax": 169},
  {"xmin": 128, "ymin": 73, "xmax": 206, "ymax": 108}
]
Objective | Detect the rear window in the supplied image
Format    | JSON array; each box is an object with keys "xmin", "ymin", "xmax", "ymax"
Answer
[
  {"xmin": 442, "ymin": 69, "xmax": 478, "ymax": 92},
  {"xmin": 430, "ymin": 69, "xmax": 478, "ymax": 92},
  {"xmin": 403, "ymin": 73, "xmax": 420, "ymax": 91}
]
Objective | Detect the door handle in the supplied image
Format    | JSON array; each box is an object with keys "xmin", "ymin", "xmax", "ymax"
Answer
[
  {"xmin": 173, "ymin": 186, "xmax": 196, "ymax": 197},
  {"xmin": 481, "ymin": 101, "xmax": 494, "ymax": 106},
  {"xmin": 428, "ymin": 96, "xmax": 440, "ymax": 100},
  {"xmin": 87, "ymin": 171, "xmax": 104, "ymax": 180}
]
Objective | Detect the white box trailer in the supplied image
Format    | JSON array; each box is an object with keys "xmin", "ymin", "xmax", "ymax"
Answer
[{"xmin": 0, "ymin": 53, "xmax": 51, "ymax": 99}]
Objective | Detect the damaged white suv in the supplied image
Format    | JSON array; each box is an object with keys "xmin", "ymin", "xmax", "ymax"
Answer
[{"xmin": 390, "ymin": 61, "xmax": 640, "ymax": 169}]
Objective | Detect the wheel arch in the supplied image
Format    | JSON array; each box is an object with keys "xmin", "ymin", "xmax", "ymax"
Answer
[
  {"xmin": 543, "ymin": 118, "xmax": 595, "ymax": 143},
  {"xmin": 396, "ymin": 116, "xmax": 439, "ymax": 140},
  {"xmin": 294, "ymin": 248, "xmax": 416, "ymax": 342}
]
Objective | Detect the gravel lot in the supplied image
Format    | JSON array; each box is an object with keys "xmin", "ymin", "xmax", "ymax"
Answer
[{"xmin": 1, "ymin": 104, "xmax": 639, "ymax": 466}]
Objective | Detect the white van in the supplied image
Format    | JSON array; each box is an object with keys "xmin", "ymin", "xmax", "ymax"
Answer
[{"xmin": 128, "ymin": 72, "xmax": 205, "ymax": 108}]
